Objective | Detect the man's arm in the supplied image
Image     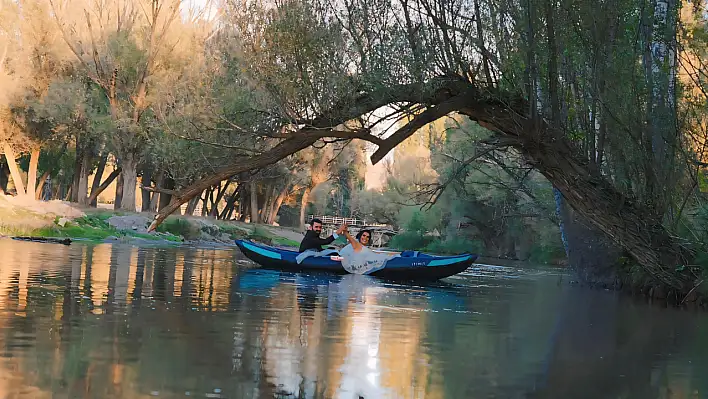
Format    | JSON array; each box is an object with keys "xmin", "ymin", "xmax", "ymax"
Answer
[
  {"xmin": 313, "ymin": 223, "xmax": 347, "ymax": 246},
  {"xmin": 314, "ymin": 234, "xmax": 336, "ymax": 246}
]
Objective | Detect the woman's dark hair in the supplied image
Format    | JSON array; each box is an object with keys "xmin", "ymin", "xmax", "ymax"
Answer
[{"xmin": 356, "ymin": 229, "xmax": 373, "ymax": 241}]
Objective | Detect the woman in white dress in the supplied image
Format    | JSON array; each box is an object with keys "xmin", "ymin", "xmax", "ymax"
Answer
[{"xmin": 339, "ymin": 227, "xmax": 398, "ymax": 274}]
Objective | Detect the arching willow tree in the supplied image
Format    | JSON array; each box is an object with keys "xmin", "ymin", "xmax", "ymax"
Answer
[{"xmin": 148, "ymin": 0, "xmax": 708, "ymax": 293}]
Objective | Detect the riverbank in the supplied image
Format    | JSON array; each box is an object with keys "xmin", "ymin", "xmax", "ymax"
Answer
[
  {"xmin": 2, "ymin": 195, "xmax": 705, "ymax": 309},
  {"xmin": 0, "ymin": 195, "xmax": 302, "ymax": 248}
]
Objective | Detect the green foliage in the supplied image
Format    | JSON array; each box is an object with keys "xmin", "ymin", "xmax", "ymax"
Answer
[
  {"xmin": 156, "ymin": 218, "xmax": 200, "ymax": 240},
  {"xmin": 73, "ymin": 213, "xmax": 112, "ymax": 229},
  {"xmin": 30, "ymin": 215, "xmax": 181, "ymax": 242},
  {"xmin": 388, "ymin": 231, "xmax": 484, "ymax": 255},
  {"xmin": 527, "ymin": 242, "xmax": 566, "ymax": 265},
  {"xmin": 34, "ymin": 224, "xmax": 113, "ymax": 241},
  {"xmin": 424, "ymin": 237, "xmax": 485, "ymax": 255},
  {"xmin": 272, "ymin": 236, "xmax": 301, "ymax": 248},
  {"xmin": 249, "ymin": 226, "xmax": 274, "ymax": 244},
  {"xmin": 695, "ymin": 251, "xmax": 708, "ymax": 273},
  {"xmin": 389, "ymin": 231, "xmax": 432, "ymax": 251},
  {"xmin": 246, "ymin": 226, "xmax": 298, "ymax": 247},
  {"xmin": 699, "ymin": 171, "xmax": 708, "ymax": 193}
]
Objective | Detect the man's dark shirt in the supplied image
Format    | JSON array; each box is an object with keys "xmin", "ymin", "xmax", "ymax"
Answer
[{"xmin": 299, "ymin": 230, "xmax": 336, "ymax": 252}]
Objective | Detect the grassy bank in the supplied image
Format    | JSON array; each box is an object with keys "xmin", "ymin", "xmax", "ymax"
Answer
[
  {"xmin": 0, "ymin": 196, "xmax": 301, "ymax": 247},
  {"xmin": 38, "ymin": 213, "xmax": 182, "ymax": 242}
]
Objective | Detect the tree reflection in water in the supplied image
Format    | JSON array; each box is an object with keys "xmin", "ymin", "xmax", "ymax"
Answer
[{"xmin": 0, "ymin": 240, "xmax": 705, "ymax": 398}]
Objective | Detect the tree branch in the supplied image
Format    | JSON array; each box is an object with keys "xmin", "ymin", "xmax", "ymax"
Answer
[
  {"xmin": 141, "ymin": 185, "xmax": 180, "ymax": 196},
  {"xmin": 371, "ymin": 91, "xmax": 475, "ymax": 164}
]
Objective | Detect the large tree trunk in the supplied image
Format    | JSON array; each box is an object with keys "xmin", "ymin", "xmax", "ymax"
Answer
[
  {"xmin": 362, "ymin": 83, "xmax": 695, "ymax": 291},
  {"xmin": 26, "ymin": 149, "xmax": 40, "ymax": 200},
  {"xmin": 3, "ymin": 144, "xmax": 26, "ymax": 196},
  {"xmin": 458, "ymin": 104, "xmax": 692, "ymax": 290},
  {"xmin": 557, "ymin": 196, "xmax": 624, "ymax": 288},
  {"xmin": 249, "ymin": 180, "xmax": 259, "ymax": 224},
  {"xmin": 119, "ymin": 155, "xmax": 138, "ymax": 212}
]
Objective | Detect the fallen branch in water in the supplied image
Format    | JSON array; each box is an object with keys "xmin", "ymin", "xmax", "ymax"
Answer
[{"xmin": 12, "ymin": 236, "xmax": 71, "ymax": 245}]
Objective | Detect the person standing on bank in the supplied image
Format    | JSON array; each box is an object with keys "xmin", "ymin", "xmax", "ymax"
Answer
[{"xmin": 298, "ymin": 218, "xmax": 347, "ymax": 253}]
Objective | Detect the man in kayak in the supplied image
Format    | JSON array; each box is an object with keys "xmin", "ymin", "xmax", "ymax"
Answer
[{"xmin": 298, "ymin": 218, "xmax": 347, "ymax": 252}]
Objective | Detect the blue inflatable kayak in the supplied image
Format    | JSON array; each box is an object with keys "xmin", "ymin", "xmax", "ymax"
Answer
[{"xmin": 235, "ymin": 240, "xmax": 477, "ymax": 280}]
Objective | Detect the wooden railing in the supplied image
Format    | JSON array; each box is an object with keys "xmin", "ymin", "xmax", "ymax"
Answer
[{"xmin": 307, "ymin": 215, "xmax": 390, "ymax": 228}]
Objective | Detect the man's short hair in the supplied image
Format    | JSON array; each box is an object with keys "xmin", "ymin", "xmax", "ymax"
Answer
[{"xmin": 311, "ymin": 218, "xmax": 323, "ymax": 225}]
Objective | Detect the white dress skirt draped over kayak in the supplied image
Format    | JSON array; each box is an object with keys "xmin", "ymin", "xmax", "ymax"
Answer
[{"xmin": 339, "ymin": 244, "xmax": 399, "ymax": 274}]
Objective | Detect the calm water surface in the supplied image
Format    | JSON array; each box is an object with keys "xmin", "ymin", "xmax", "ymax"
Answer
[{"xmin": 0, "ymin": 239, "xmax": 706, "ymax": 398}]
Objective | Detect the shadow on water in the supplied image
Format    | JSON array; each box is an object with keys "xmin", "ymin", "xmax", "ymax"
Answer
[{"xmin": 0, "ymin": 238, "xmax": 706, "ymax": 398}]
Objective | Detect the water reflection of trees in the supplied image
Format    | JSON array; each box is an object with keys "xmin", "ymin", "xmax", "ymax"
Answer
[{"xmin": 0, "ymin": 240, "xmax": 706, "ymax": 398}]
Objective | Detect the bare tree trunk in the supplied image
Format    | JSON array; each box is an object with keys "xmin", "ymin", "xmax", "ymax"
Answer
[
  {"xmin": 149, "ymin": 187, "xmax": 160, "ymax": 212},
  {"xmin": 71, "ymin": 145, "xmax": 82, "ymax": 203},
  {"xmin": 268, "ymin": 187, "xmax": 289, "ymax": 225},
  {"xmin": 26, "ymin": 149, "xmax": 40, "ymax": 200},
  {"xmin": 114, "ymin": 172, "xmax": 124, "ymax": 209},
  {"xmin": 185, "ymin": 196, "xmax": 199, "ymax": 216},
  {"xmin": 261, "ymin": 183, "xmax": 276, "ymax": 223},
  {"xmin": 237, "ymin": 186, "xmax": 245, "ymax": 221},
  {"xmin": 119, "ymin": 154, "xmax": 138, "ymax": 212},
  {"xmin": 220, "ymin": 185, "xmax": 239, "ymax": 220},
  {"xmin": 222, "ymin": 202, "xmax": 235, "ymax": 220},
  {"xmin": 210, "ymin": 180, "xmax": 231, "ymax": 218},
  {"xmin": 240, "ymin": 198, "xmax": 250, "ymax": 222},
  {"xmin": 148, "ymin": 171, "xmax": 164, "ymax": 212},
  {"xmin": 141, "ymin": 165, "xmax": 153, "ymax": 212},
  {"xmin": 0, "ymin": 161, "xmax": 9, "ymax": 194},
  {"xmin": 208, "ymin": 182, "xmax": 220, "ymax": 217},
  {"xmin": 88, "ymin": 168, "xmax": 122, "ymax": 206},
  {"xmin": 3, "ymin": 144, "xmax": 26, "ymax": 196},
  {"xmin": 35, "ymin": 169, "xmax": 52, "ymax": 200},
  {"xmin": 299, "ymin": 186, "xmax": 312, "ymax": 230},
  {"xmin": 90, "ymin": 153, "xmax": 108, "ymax": 207},
  {"xmin": 201, "ymin": 189, "xmax": 211, "ymax": 216},
  {"xmin": 70, "ymin": 140, "xmax": 93, "ymax": 204},
  {"xmin": 249, "ymin": 180, "xmax": 259, "ymax": 223},
  {"xmin": 158, "ymin": 175, "xmax": 175, "ymax": 212},
  {"xmin": 77, "ymin": 153, "xmax": 90, "ymax": 206}
]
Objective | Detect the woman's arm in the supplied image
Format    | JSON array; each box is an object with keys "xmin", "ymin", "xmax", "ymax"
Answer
[{"xmin": 342, "ymin": 229, "xmax": 364, "ymax": 252}]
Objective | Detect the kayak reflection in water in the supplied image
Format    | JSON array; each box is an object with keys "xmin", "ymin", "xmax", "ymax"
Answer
[{"xmin": 339, "ymin": 225, "xmax": 399, "ymax": 274}]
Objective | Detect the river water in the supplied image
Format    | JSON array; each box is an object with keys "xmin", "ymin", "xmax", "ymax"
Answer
[{"xmin": 0, "ymin": 239, "xmax": 705, "ymax": 398}]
